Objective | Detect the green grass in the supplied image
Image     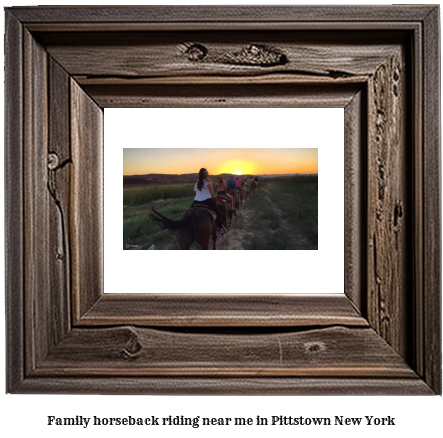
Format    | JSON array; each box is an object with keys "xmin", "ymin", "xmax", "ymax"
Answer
[
  {"xmin": 123, "ymin": 183, "xmax": 195, "ymax": 206},
  {"xmin": 239, "ymin": 186, "xmax": 292, "ymax": 249},
  {"xmin": 123, "ymin": 196, "xmax": 194, "ymax": 250},
  {"xmin": 235, "ymin": 214, "xmax": 245, "ymax": 230},
  {"xmin": 123, "ymin": 180, "xmax": 215, "ymax": 250},
  {"xmin": 122, "ymin": 177, "xmax": 317, "ymax": 250},
  {"xmin": 245, "ymin": 229, "xmax": 291, "ymax": 250},
  {"xmin": 243, "ymin": 189, "xmax": 281, "ymax": 232},
  {"xmin": 267, "ymin": 176, "xmax": 318, "ymax": 246}
]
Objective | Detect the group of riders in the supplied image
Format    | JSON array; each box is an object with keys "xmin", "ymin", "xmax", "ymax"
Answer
[{"xmin": 190, "ymin": 167, "xmax": 259, "ymax": 236}]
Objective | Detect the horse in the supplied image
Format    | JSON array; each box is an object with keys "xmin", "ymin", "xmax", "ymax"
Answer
[
  {"xmin": 236, "ymin": 188, "xmax": 244, "ymax": 206},
  {"xmin": 239, "ymin": 187, "xmax": 246, "ymax": 203},
  {"xmin": 241, "ymin": 186, "xmax": 250, "ymax": 201},
  {"xmin": 227, "ymin": 188, "xmax": 240, "ymax": 213},
  {"xmin": 148, "ymin": 206, "xmax": 217, "ymax": 250},
  {"xmin": 214, "ymin": 197, "xmax": 232, "ymax": 227}
]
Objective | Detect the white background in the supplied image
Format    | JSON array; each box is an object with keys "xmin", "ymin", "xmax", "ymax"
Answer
[
  {"xmin": 1, "ymin": 1, "xmax": 442, "ymax": 438},
  {"xmin": 105, "ymin": 108, "xmax": 344, "ymax": 294}
]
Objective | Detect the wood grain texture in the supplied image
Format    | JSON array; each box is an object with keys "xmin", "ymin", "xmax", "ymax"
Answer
[
  {"xmin": 5, "ymin": 10, "xmax": 24, "ymax": 393},
  {"xmin": 38, "ymin": 326, "xmax": 414, "ymax": 378},
  {"xmin": 70, "ymin": 81, "xmax": 104, "ymax": 321},
  {"xmin": 13, "ymin": 376, "xmax": 434, "ymax": 396},
  {"xmin": 422, "ymin": 6, "xmax": 441, "ymax": 394},
  {"xmin": 26, "ymin": 23, "xmax": 425, "ymax": 34},
  {"xmin": 366, "ymin": 50, "xmax": 409, "ymax": 358},
  {"xmin": 411, "ymin": 19, "xmax": 425, "ymax": 384},
  {"xmin": 43, "ymin": 33, "xmax": 400, "ymax": 80},
  {"xmin": 23, "ymin": 30, "xmax": 50, "ymax": 372},
  {"xmin": 344, "ymin": 90, "xmax": 366, "ymax": 314},
  {"xmin": 76, "ymin": 73, "xmax": 368, "ymax": 85},
  {"xmin": 79, "ymin": 294, "xmax": 367, "ymax": 327},
  {"xmin": 48, "ymin": 58, "xmax": 72, "ymax": 345},
  {"xmin": 8, "ymin": 5, "xmax": 436, "ymax": 23},
  {"xmin": 83, "ymin": 83, "xmax": 360, "ymax": 108}
]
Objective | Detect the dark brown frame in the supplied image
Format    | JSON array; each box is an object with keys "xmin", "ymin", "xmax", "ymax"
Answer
[{"xmin": 5, "ymin": 6, "xmax": 441, "ymax": 394}]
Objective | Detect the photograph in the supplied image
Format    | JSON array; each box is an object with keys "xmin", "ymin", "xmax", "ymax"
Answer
[{"xmin": 123, "ymin": 148, "xmax": 318, "ymax": 250}]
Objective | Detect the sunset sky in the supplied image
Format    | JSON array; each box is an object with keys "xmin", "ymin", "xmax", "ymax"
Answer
[{"xmin": 123, "ymin": 148, "xmax": 318, "ymax": 176}]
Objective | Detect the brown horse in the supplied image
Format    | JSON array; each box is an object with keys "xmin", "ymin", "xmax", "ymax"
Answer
[
  {"xmin": 241, "ymin": 186, "xmax": 250, "ymax": 201},
  {"xmin": 240, "ymin": 187, "xmax": 246, "ymax": 203},
  {"xmin": 148, "ymin": 207, "xmax": 217, "ymax": 250},
  {"xmin": 214, "ymin": 197, "xmax": 232, "ymax": 227},
  {"xmin": 227, "ymin": 188, "xmax": 240, "ymax": 212}
]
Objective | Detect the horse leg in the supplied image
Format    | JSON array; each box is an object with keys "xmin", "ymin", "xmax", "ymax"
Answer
[
  {"xmin": 212, "ymin": 232, "xmax": 217, "ymax": 250},
  {"xmin": 232, "ymin": 195, "xmax": 238, "ymax": 215},
  {"xmin": 199, "ymin": 240, "xmax": 209, "ymax": 250},
  {"xmin": 222, "ymin": 213, "xmax": 228, "ymax": 229},
  {"xmin": 178, "ymin": 229, "xmax": 193, "ymax": 250},
  {"xmin": 193, "ymin": 218, "xmax": 216, "ymax": 250},
  {"xmin": 178, "ymin": 239, "xmax": 192, "ymax": 250}
]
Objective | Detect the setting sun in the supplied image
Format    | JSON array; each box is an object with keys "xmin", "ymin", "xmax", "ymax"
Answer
[{"xmin": 218, "ymin": 159, "xmax": 256, "ymax": 176}]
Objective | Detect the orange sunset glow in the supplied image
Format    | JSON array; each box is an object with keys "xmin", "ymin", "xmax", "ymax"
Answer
[{"xmin": 123, "ymin": 148, "xmax": 318, "ymax": 176}]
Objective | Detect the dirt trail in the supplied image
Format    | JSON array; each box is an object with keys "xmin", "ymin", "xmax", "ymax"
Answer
[
  {"xmin": 210, "ymin": 206, "xmax": 251, "ymax": 250},
  {"xmin": 210, "ymin": 185, "xmax": 311, "ymax": 250},
  {"xmin": 209, "ymin": 188, "xmax": 264, "ymax": 250}
]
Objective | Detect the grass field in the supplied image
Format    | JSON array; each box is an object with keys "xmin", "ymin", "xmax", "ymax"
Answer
[
  {"xmin": 123, "ymin": 176, "xmax": 317, "ymax": 250},
  {"xmin": 239, "ymin": 186, "xmax": 291, "ymax": 250},
  {"xmin": 267, "ymin": 176, "xmax": 318, "ymax": 246},
  {"xmin": 239, "ymin": 176, "xmax": 317, "ymax": 249},
  {"xmin": 123, "ymin": 183, "xmax": 196, "ymax": 207},
  {"xmin": 124, "ymin": 196, "xmax": 195, "ymax": 250}
]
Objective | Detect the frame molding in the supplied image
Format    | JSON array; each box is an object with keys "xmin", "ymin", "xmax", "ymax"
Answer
[{"xmin": 5, "ymin": 6, "xmax": 441, "ymax": 394}]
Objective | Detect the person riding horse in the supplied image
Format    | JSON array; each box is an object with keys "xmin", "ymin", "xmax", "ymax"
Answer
[
  {"xmin": 249, "ymin": 176, "xmax": 254, "ymax": 190},
  {"xmin": 227, "ymin": 175, "xmax": 236, "ymax": 191},
  {"xmin": 235, "ymin": 176, "xmax": 242, "ymax": 190},
  {"xmin": 149, "ymin": 167, "xmax": 226, "ymax": 249},
  {"xmin": 227, "ymin": 175, "xmax": 241, "ymax": 197},
  {"xmin": 216, "ymin": 175, "xmax": 235, "ymax": 212},
  {"xmin": 191, "ymin": 168, "xmax": 226, "ymax": 235}
]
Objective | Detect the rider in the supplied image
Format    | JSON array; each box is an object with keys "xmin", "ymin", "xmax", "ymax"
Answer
[
  {"xmin": 227, "ymin": 174, "xmax": 239, "ymax": 199},
  {"xmin": 227, "ymin": 175, "xmax": 236, "ymax": 191},
  {"xmin": 191, "ymin": 168, "xmax": 226, "ymax": 235},
  {"xmin": 235, "ymin": 176, "xmax": 242, "ymax": 189},
  {"xmin": 216, "ymin": 175, "xmax": 235, "ymax": 211}
]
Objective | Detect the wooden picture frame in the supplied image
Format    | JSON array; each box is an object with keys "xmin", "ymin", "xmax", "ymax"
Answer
[{"xmin": 5, "ymin": 5, "xmax": 441, "ymax": 394}]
